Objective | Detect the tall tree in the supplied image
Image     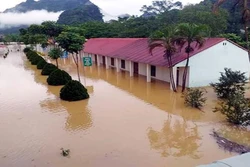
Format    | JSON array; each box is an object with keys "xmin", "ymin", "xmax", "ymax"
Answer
[
  {"xmin": 149, "ymin": 27, "xmax": 178, "ymax": 92},
  {"xmin": 56, "ymin": 32, "xmax": 85, "ymax": 82},
  {"xmin": 176, "ymin": 23, "xmax": 209, "ymax": 92},
  {"xmin": 213, "ymin": 0, "xmax": 250, "ymax": 61}
]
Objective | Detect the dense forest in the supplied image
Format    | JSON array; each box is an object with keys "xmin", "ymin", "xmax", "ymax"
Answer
[{"xmin": 2, "ymin": 0, "xmax": 250, "ymax": 49}]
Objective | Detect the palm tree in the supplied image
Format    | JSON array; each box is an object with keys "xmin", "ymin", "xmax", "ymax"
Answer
[
  {"xmin": 176, "ymin": 23, "xmax": 209, "ymax": 92},
  {"xmin": 149, "ymin": 27, "xmax": 178, "ymax": 92},
  {"xmin": 213, "ymin": 0, "xmax": 250, "ymax": 61}
]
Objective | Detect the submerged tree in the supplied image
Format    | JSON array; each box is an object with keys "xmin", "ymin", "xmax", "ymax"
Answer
[
  {"xmin": 149, "ymin": 26, "xmax": 178, "ymax": 92},
  {"xmin": 48, "ymin": 48, "xmax": 62, "ymax": 67},
  {"xmin": 176, "ymin": 23, "xmax": 209, "ymax": 92},
  {"xmin": 57, "ymin": 31, "xmax": 85, "ymax": 82}
]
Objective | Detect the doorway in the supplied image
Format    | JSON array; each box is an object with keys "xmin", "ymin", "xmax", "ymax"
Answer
[
  {"xmin": 176, "ymin": 67, "xmax": 180, "ymax": 86},
  {"xmin": 94, "ymin": 54, "xmax": 97, "ymax": 64},
  {"xmin": 102, "ymin": 56, "xmax": 106, "ymax": 66},
  {"xmin": 134, "ymin": 62, "xmax": 139, "ymax": 74}
]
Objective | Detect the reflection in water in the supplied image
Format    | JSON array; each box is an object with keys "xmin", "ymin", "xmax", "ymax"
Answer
[{"xmin": 148, "ymin": 116, "xmax": 201, "ymax": 159}]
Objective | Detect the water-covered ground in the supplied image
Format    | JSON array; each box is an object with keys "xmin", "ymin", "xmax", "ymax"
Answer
[{"xmin": 1, "ymin": 46, "xmax": 248, "ymax": 167}]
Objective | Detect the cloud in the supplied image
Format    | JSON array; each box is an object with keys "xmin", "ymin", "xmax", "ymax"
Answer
[{"xmin": 0, "ymin": 10, "xmax": 63, "ymax": 29}]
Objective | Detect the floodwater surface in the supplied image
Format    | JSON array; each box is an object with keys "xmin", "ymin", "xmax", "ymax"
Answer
[{"xmin": 0, "ymin": 47, "xmax": 246, "ymax": 167}]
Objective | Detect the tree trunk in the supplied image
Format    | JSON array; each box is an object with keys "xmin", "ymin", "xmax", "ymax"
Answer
[
  {"xmin": 167, "ymin": 54, "xmax": 177, "ymax": 92},
  {"xmin": 244, "ymin": 23, "xmax": 250, "ymax": 62},
  {"xmin": 182, "ymin": 44, "xmax": 191, "ymax": 92},
  {"xmin": 56, "ymin": 59, "xmax": 59, "ymax": 68}
]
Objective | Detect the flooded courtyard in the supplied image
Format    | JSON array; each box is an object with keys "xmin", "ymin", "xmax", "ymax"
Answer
[{"xmin": 1, "ymin": 46, "xmax": 249, "ymax": 167}]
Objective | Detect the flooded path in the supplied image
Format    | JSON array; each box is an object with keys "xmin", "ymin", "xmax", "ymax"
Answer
[{"xmin": 0, "ymin": 47, "xmax": 245, "ymax": 167}]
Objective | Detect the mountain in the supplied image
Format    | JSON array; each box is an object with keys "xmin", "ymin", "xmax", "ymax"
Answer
[
  {"xmin": 57, "ymin": 4, "xmax": 103, "ymax": 25},
  {"xmin": 4, "ymin": 0, "xmax": 93, "ymax": 13}
]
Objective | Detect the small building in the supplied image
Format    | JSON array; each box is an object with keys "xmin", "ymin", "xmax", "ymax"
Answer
[{"xmin": 83, "ymin": 38, "xmax": 250, "ymax": 89}]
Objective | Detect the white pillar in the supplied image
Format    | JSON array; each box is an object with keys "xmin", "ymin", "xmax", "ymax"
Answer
[
  {"xmin": 116, "ymin": 58, "xmax": 120, "ymax": 72},
  {"xmin": 97, "ymin": 55, "xmax": 100, "ymax": 66},
  {"xmin": 129, "ymin": 61, "xmax": 134, "ymax": 77},
  {"xmin": 170, "ymin": 66, "xmax": 177, "ymax": 91},
  {"xmin": 105, "ymin": 56, "xmax": 109, "ymax": 69},
  {"xmin": 146, "ymin": 64, "xmax": 151, "ymax": 82}
]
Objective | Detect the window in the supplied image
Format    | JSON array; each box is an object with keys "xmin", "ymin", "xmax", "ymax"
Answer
[
  {"xmin": 121, "ymin": 60, "xmax": 125, "ymax": 69},
  {"xmin": 111, "ymin": 58, "xmax": 115, "ymax": 66},
  {"xmin": 151, "ymin": 65, "xmax": 156, "ymax": 77}
]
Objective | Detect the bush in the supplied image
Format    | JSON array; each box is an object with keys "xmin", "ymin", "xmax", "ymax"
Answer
[
  {"xmin": 23, "ymin": 47, "xmax": 31, "ymax": 53},
  {"xmin": 37, "ymin": 59, "xmax": 47, "ymax": 69},
  {"xmin": 211, "ymin": 68, "xmax": 247, "ymax": 99},
  {"xmin": 60, "ymin": 80, "xmax": 89, "ymax": 101},
  {"xmin": 41, "ymin": 63, "xmax": 58, "ymax": 76},
  {"xmin": 214, "ymin": 92, "xmax": 250, "ymax": 126},
  {"xmin": 26, "ymin": 51, "xmax": 39, "ymax": 60},
  {"xmin": 47, "ymin": 69, "xmax": 72, "ymax": 86},
  {"xmin": 183, "ymin": 88, "xmax": 207, "ymax": 109},
  {"xmin": 31, "ymin": 56, "xmax": 44, "ymax": 65}
]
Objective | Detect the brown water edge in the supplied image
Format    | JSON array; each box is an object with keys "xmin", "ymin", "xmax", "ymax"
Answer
[{"xmin": 1, "ymin": 50, "xmax": 247, "ymax": 167}]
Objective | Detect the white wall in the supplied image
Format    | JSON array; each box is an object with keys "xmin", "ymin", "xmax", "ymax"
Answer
[
  {"xmin": 139, "ymin": 63, "xmax": 147, "ymax": 76},
  {"xmin": 155, "ymin": 66, "xmax": 170, "ymax": 82},
  {"xmin": 176, "ymin": 40, "xmax": 250, "ymax": 87}
]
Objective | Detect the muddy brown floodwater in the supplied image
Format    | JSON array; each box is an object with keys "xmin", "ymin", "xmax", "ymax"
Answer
[{"xmin": 1, "ymin": 46, "xmax": 248, "ymax": 167}]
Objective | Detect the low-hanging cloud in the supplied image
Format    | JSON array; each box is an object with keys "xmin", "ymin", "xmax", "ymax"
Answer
[{"xmin": 0, "ymin": 10, "xmax": 63, "ymax": 29}]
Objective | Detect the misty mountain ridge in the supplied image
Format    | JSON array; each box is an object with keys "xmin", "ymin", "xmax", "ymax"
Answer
[{"xmin": 4, "ymin": 0, "xmax": 94, "ymax": 13}]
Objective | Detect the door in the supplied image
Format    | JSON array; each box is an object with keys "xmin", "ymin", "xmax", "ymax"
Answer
[
  {"xmin": 134, "ymin": 62, "xmax": 139, "ymax": 74},
  {"xmin": 102, "ymin": 56, "xmax": 106, "ymax": 66}
]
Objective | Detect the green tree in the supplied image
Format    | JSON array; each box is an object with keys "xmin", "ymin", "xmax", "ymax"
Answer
[
  {"xmin": 213, "ymin": 0, "xmax": 250, "ymax": 61},
  {"xmin": 57, "ymin": 31, "xmax": 85, "ymax": 82},
  {"xmin": 176, "ymin": 23, "xmax": 209, "ymax": 92},
  {"xmin": 149, "ymin": 26, "xmax": 178, "ymax": 92},
  {"xmin": 48, "ymin": 48, "xmax": 62, "ymax": 67}
]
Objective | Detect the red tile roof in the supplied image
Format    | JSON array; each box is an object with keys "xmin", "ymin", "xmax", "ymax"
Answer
[
  {"xmin": 83, "ymin": 38, "xmax": 229, "ymax": 67},
  {"xmin": 84, "ymin": 38, "xmax": 141, "ymax": 56}
]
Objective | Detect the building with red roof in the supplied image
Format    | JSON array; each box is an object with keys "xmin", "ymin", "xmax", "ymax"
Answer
[{"xmin": 83, "ymin": 38, "xmax": 250, "ymax": 89}]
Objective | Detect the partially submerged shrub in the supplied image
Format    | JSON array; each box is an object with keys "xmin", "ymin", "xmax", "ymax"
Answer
[
  {"xmin": 41, "ymin": 63, "xmax": 58, "ymax": 76},
  {"xmin": 26, "ymin": 50, "xmax": 39, "ymax": 60},
  {"xmin": 214, "ymin": 92, "xmax": 250, "ymax": 126},
  {"xmin": 211, "ymin": 68, "xmax": 247, "ymax": 99},
  {"xmin": 183, "ymin": 88, "xmax": 207, "ymax": 109},
  {"xmin": 31, "ymin": 56, "xmax": 44, "ymax": 65},
  {"xmin": 60, "ymin": 80, "xmax": 89, "ymax": 101},
  {"xmin": 47, "ymin": 69, "xmax": 72, "ymax": 86},
  {"xmin": 37, "ymin": 59, "xmax": 47, "ymax": 69},
  {"xmin": 23, "ymin": 47, "xmax": 31, "ymax": 53}
]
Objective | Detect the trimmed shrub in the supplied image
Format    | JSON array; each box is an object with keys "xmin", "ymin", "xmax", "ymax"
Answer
[
  {"xmin": 60, "ymin": 80, "xmax": 89, "ymax": 101},
  {"xmin": 183, "ymin": 88, "xmax": 207, "ymax": 109},
  {"xmin": 211, "ymin": 68, "xmax": 247, "ymax": 99},
  {"xmin": 37, "ymin": 59, "xmax": 47, "ymax": 69},
  {"xmin": 41, "ymin": 63, "xmax": 58, "ymax": 76},
  {"xmin": 47, "ymin": 69, "xmax": 72, "ymax": 86},
  {"xmin": 214, "ymin": 92, "xmax": 250, "ymax": 126},
  {"xmin": 26, "ymin": 51, "xmax": 39, "ymax": 60},
  {"xmin": 23, "ymin": 47, "xmax": 31, "ymax": 53},
  {"xmin": 31, "ymin": 56, "xmax": 44, "ymax": 65}
]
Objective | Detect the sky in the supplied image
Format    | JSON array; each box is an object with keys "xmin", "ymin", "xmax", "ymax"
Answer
[{"xmin": 0, "ymin": 0, "xmax": 203, "ymax": 29}]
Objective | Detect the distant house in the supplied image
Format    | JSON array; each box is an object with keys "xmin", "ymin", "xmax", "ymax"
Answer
[{"xmin": 83, "ymin": 38, "xmax": 250, "ymax": 89}]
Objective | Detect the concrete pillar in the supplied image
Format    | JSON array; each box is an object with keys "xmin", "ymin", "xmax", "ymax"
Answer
[
  {"xmin": 116, "ymin": 58, "xmax": 120, "ymax": 72},
  {"xmin": 129, "ymin": 61, "xmax": 134, "ymax": 77},
  {"xmin": 105, "ymin": 56, "xmax": 109, "ymax": 69},
  {"xmin": 146, "ymin": 64, "xmax": 151, "ymax": 82},
  {"xmin": 97, "ymin": 55, "xmax": 100, "ymax": 66},
  {"xmin": 170, "ymin": 66, "xmax": 177, "ymax": 91}
]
